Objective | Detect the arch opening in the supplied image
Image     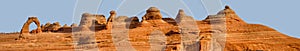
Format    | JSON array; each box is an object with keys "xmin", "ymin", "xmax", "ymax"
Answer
[{"xmin": 29, "ymin": 23, "xmax": 37, "ymax": 33}]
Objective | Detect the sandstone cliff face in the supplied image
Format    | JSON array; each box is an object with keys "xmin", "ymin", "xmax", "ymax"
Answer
[{"xmin": 6, "ymin": 6, "xmax": 300, "ymax": 51}]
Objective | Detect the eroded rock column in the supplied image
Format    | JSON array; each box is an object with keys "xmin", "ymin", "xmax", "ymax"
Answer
[
  {"xmin": 176, "ymin": 9, "xmax": 201, "ymax": 51},
  {"xmin": 106, "ymin": 10, "xmax": 116, "ymax": 29}
]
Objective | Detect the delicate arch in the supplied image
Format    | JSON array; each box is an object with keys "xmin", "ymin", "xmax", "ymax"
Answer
[{"xmin": 20, "ymin": 17, "xmax": 42, "ymax": 34}]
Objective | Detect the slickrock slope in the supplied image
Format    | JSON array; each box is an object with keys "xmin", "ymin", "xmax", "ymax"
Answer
[
  {"xmin": 0, "ymin": 6, "xmax": 299, "ymax": 51},
  {"xmin": 221, "ymin": 6, "xmax": 300, "ymax": 51},
  {"xmin": 198, "ymin": 6, "xmax": 300, "ymax": 51}
]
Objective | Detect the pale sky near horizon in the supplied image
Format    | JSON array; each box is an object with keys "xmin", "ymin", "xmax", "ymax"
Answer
[{"xmin": 0, "ymin": 0, "xmax": 299, "ymax": 38}]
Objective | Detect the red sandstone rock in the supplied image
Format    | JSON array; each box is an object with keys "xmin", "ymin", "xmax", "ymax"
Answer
[
  {"xmin": 20, "ymin": 17, "xmax": 42, "ymax": 34},
  {"xmin": 125, "ymin": 16, "xmax": 140, "ymax": 29},
  {"xmin": 140, "ymin": 7, "xmax": 170, "ymax": 27},
  {"xmin": 107, "ymin": 10, "xmax": 116, "ymax": 22},
  {"xmin": 41, "ymin": 22, "xmax": 61, "ymax": 32},
  {"xmin": 3, "ymin": 6, "xmax": 299, "ymax": 51},
  {"xmin": 142, "ymin": 7, "xmax": 163, "ymax": 20},
  {"xmin": 77, "ymin": 13, "xmax": 107, "ymax": 31}
]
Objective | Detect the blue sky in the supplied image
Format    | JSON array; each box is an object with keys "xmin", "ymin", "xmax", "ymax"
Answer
[{"xmin": 0, "ymin": 0, "xmax": 299, "ymax": 38}]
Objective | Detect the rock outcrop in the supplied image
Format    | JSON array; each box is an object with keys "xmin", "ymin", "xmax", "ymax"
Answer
[
  {"xmin": 20, "ymin": 17, "xmax": 42, "ymax": 34},
  {"xmin": 107, "ymin": 10, "xmax": 116, "ymax": 23},
  {"xmin": 142, "ymin": 7, "xmax": 163, "ymax": 20},
  {"xmin": 174, "ymin": 9, "xmax": 200, "ymax": 51},
  {"xmin": 62, "ymin": 24, "xmax": 69, "ymax": 28},
  {"xmin": 141, "ymin": 7, "xmax": 169, "ymax": 27},
  {"xmin": 106, "ymin": 10, "xmax": 117, "ymax": 29},
  {"xmin": 198, "ymin": 6, "xmax": 300, "ymax": 51},
  {"xmin": 71, "ymin": 23, "xmax": 78, "ymax": 27},
  {"xmin": 77, "ymin": 13, "xmax": 107, "ymax": 31},
  {"xmin": 162, "ymin": 18, "xmax": 177, "ymax": 26},
  {"xmin": 92, "ymin": 14, "xmax": 106, "ymax": 31},
  {"xmin": 41, "ymin": 22, "xmax": 61, "ymax": 32},
  {"xmin": 125, "ymin": 16, "xmax": 140, "ymax": 29},
  {"xmin": 94, "ymin": 14, "xmax": 106, "ymax": 25},
  {"xmin": 56, "ymin": 24, "xmax": 72, "ymax": 33},
  {"xmin": 8, "ymin": 6, "xmax": 300, "ymax": 51},
  {"xmin": 79, "ymin": 13, "xmax": 96, "ymax": 27},
  {"xmin": 175, "ymin": 9, "xmax": 195, "ymax": 23},
  {"xmin": 203, "ymin": 5, "xmax": 246, "ymax": 24}
]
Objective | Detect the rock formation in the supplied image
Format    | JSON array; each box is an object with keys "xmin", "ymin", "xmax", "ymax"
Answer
[
  {"xmin": 162, "ymin": 18, "xmax": 177, "ymax": 26},
  {"xmin": 174, "ymin": 9, "xmax": 200, "ymax": 51},
  {"xmin": 106, "ymin": 10, "xmax": 117, "ymax": 29},
  {"xmin": 142, "ymin": 7, "xmax": 163, "ymax": 20},
  {"xmin": 204, "ymin": 5, "xmax": 246, "ymax": 24},
  {"xmin": 107, "ymin": 10, "xmax": 116, "ymax": 22},
  {"xmin": 20, "ymin": 17, "xmax": 42, "ymax": 34},
  {"xmin": 62, "ymin": 24, "xmax": 69, "ymax": 27},
  {"xmin": 51, "ymin": 22, "xmax": 61, "ymax": 31},
  {"xmin": 41, "ymin": 22, "xmax": 61, "ymax": 32},
  {"xmin": 71, "ymin": 23, "xmax": 78, "ymax": 27},
  {"xmin": 76, "ymin": 13, "xmax": 107, "ymax": 31},
  {"xmin": 199, "ymin": 6, "xmax": 300, "ymax": 51},
  {"xmin": 6, "ymin": 6, "xmax": 299, "ymax": 51},
  {"xmin": 199, "ymin": 34, "xmax": 212, "ymax": 51},
  {"xmin": 175, "ymin": 9, "xmax": 195, "ymax": 23},
  {"xmin": 92, "ymin": 14, "xmax": 106, "ymax": 31},
  {"xmin": 141, "ymin": 7, "xmax": 169, "ymax": 27},
  {"xmin": 114, "ymin": 16, "xmax": 129, "ymax": 22},
  {"xmin": 94, "ymin": 14, "xmax": 106, "ymax": 25},
  {"xmin": 41, "ymin": 22, "xmax": 51, "ymax": 29},
  {"xmin": 57, "ymin": 24, "xmax": 72, "ymax": 33},
  {"xmin": 125, "ymin": 16, "xmax": 140, "ymax": 29},
  {"xmin": 79, "ymin": 13, "xmax": 95, "ymax": 27}
]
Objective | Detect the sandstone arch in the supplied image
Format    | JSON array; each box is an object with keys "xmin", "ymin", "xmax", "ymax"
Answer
[{"xmin": 20, "ymin": 17, "xmax": 42, "ymax": 34}]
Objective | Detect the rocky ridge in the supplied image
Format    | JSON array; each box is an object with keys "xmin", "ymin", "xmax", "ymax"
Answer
[{"xmin": 0, "ymin": 6, "xmax": 299, "ymax": 51}]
